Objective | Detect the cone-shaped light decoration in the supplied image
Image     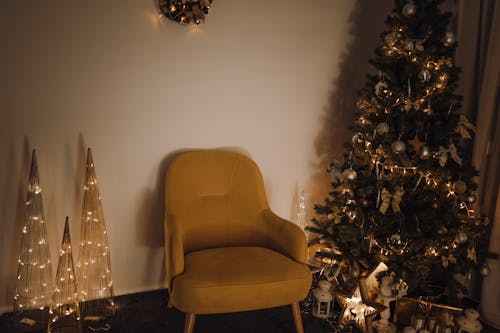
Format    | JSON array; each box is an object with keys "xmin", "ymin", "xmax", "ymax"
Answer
[
  {"xmin": 13, "ymin": 150, "xmax": 54, "ymax": 330},
  {"xmin": 76, "ymin": 148, "xmax": 114, "ymax": 329},
  {"xmin": 48, "ymin": 217, "xmax": 81, "ymax": 333}
]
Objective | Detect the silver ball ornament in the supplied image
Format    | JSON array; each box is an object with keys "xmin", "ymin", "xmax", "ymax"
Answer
[
  {"xmin": 375, "ymin": 81, "xmax": 390, "ymax": 98},
  {"xmin": 391, "ymin": 140, "xmax": 406, "ymax": 154},
  {"xmin": 420, "ymin": 146, "xmax": 431, "ymax": 159},
  {"xmin": 402, "ymin": 2, "xmax": 416, "ymax": 16},
  {"xmin": 352, "ymin": 134, "xmax": 361, "ymax": 144},
  {"xmin": 376, "ymin": 122, "xmax": 390, "ymax": 135},
  {"xmin": 419, "ymin": 69, "xmax": 431, "ymax": 82},
  {"xmin": 453, "ymin": 180, "xmax": 467, "ymax": 194},
  {"xmin": 442, "ymin": 32, "xmax": 456, "ymax": 47},
  {"xmin": 342, "ymin": 168, "xmax": 357, "ymax": 181},
  {"xmin": 456, "ymin": 231, "xmax": 468, "ymax": 244}
]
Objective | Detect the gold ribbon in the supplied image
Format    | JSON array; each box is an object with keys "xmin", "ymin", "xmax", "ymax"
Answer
[
  {"xmin": 379, "ymin": 187, "xmax": 405, "ymax": 214},
  {"xmin": 456, "ymin": 114, "xmax": 476, "ymax": 139},
  {"xmin": 437, "ymin": 143, "xmax": 462, "ymax": 167}
]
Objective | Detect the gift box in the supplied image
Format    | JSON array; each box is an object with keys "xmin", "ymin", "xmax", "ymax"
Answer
[{"xmin": 394, "ymin": 297, "xmax": 462, "ymax": 331}]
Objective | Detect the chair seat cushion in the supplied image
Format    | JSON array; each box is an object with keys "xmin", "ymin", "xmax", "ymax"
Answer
[{"xmin": 170, "ymin": 246, "xmax": 312, "ymax": 314}]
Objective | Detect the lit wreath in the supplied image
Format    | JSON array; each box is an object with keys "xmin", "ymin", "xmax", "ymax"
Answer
[{"xmin": 158, "ymin": 0, "xmax": 213, "ymax": 25}]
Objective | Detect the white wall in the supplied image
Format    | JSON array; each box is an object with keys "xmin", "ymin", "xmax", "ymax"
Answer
[{"xmin": 0, "ymin": 0, "xmax": 391, "ymax": 313}]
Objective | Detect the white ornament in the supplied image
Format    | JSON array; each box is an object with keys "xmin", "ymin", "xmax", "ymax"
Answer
[
  {"xmin": 342, "ymin": 168, "xmax": 357, "ymax": 181},
  {"xmin": 296, "ymin": 190, "xmax": 307, "ymax": 231},
  {"xmin": 456, "ymin": 309, "xmax": 482, "ymax": 333},
  {"xmin": 312, "ymin": 280, "xmax": 333, "ymax": 319},
  {"xmin": 373, "ymin": 276, "xmax": 397, "ymax": 333},
  {"xmin": 376, "ymin": 123, "xmax": 390, "ymax": 135},
  {"xmin": 391, "ymin": 140, "xmax": 406, "ymax": 154}
]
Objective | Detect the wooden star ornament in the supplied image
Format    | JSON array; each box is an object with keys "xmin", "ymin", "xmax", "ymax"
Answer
[
  {"xmin": 335, "ymin": 281, "xmax": 385, "ymax": 333},
  {"xmin": 408, "ymin": 135, "xmax": 425, "ymax": 153}
]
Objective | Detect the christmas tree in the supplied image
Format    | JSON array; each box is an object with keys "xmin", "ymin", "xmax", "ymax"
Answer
[
  {"xmin": 308, "ymin": 0, "xmax": 490, "ymax": 300},
  {"xmin": 48, "ymin": 217, "xmax": 81, "ymax": 333},
  {"xmin": 13, "ymin": 150, "xmax": 53, "ymax": 330},
  {"xmin": 76, "ymin": 148, "xmax": 114, "ymax": 330}
]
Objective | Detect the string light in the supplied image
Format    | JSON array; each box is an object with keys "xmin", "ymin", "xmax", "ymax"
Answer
[
  {"xmin": 77, "ymin": 148, "xmax": 115, "ymax": 329},
  {"xmin": 48, "ymin": 217, "xmax": 81, "ymax": 333},
  {"xmin": 13, "ymin": 150, "xmax": 53, "ymax": 326}
]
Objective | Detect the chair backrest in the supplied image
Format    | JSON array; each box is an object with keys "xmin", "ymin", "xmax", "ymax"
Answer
[{"xmin": 166, "ymin": 150, "xmax": 270, "ymax": 253}]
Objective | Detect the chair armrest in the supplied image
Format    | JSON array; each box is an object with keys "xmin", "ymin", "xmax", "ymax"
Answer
[
  {"xmin": 260, "ymin": 209, "xmax": 308, "ymax": 264},
  {"xmin": 164, "ymin": 214, "xmax": 184, "ymax": 291}
]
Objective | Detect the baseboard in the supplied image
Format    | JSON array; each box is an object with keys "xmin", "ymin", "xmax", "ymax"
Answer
[{"xmin": 0, "ymin": 305, "xmax": 12, "ymax": 316}]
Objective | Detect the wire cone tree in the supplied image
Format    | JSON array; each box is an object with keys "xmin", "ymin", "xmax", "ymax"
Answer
[
  {"xmin": 48, "ymin": 217, "xmax": 81, "ymax": 333},
  {"xmin": 12, "ymin": 150, "xmax": 54, "ymax": 330},
  {"xmin": 308, "ymin": 0, "xmax": 490, "ymax": 302},
  {"xmin": 76, "ymin": 148, "xmax": 114, "ymax": 330}
]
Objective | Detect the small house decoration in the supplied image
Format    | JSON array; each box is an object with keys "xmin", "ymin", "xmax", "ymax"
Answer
[{"xmin": 312, "ymin": 280, "xmax": 333, "ymax": 319}]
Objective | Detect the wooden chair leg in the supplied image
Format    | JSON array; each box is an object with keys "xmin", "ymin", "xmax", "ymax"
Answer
[
  {"xmin": 184, "ymin": 313, "xmax": 196, "ymax": 333},
  {"xmin": 291, "ymin": 302, "xmax": 304, "ymax": 333}
]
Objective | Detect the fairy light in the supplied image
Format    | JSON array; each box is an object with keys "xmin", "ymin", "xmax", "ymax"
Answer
[
  {"xmin": 13, "ymin": 150, "xmax": 53, "ymax": 323},
  {"xmin": 48, "ymin": 217, "xmax": 81, "ymax": 333},
  {"xmin": 77, "ymin": 148, "xmax": 115, "ymax": 327}
]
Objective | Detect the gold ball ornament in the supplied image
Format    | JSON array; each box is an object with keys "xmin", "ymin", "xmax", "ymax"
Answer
[
  {"xmin": 420, "ymin": 146, "xmax": 431, "ymax": 159},
  {"xmin": 422, "ymin": 107, "xmax": 433, "ymax": 115},
  {"xmin": 403, "ymin": 39, "xmax": 414, "ymax": 51},
  {"xmin": 384, "ymin": 33, "xmax": 396, "ymax": 46},
  {"xmin": 391, "ymin": 140, "xmax": 406, "ymax": 154},
  {"xmin": 454, "ymin": 180, "xmax": 467, "ymax": 194},
  {"xmin": 402, "ymin": 98, "xmax": 413, "ymax": 112},
  {"xmin": 419, "ymin": 69, "xmax": 431, "ymax": 82},
  {"xmin": 402, "ymin": 1, "xmax": 416, "ymax": 16},
  {"xmin": 342, "ymin": 168, "xmax": 358, "ymax": 181},
  {"xmin": 376, "ymin": 122, "xmax": 390, "ymax": 135},
  {"xmin": 467, "ymin": 194, "xmax": 477, "ymax": 204},
  {"xmin": 456, "ymin": 231, "xmax": 468, "ymax": 244},
  {"xmin": 442, "ymin": 32, "xmax": 456, "ymax": 47},
  {"xmin": 437, "ymin": 226, "xmax": 448, "ymax": 235},
  {"xmin": 356, "ymin": 98, "xmax": 370, "ymax": 110},
  {"xmin": 360, "ymin": 198, "xmax": 369, "ymax": 207}
]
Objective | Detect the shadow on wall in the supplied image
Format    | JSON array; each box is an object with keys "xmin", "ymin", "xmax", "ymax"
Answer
[
  {"xmin": 306, "ymin": 0, "xmax": 394, "ymax": 222},
  {"xmin": 134, "ymin": 146, "xmax": 251, "ymax": 286},
  {"xmin": 1, "ymin": 137, "xmax": 31, "ymax": 308}
]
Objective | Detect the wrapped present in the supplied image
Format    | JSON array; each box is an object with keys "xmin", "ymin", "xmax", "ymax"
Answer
[{"xmin": 394, "ymin": 297, "xmax": 462, "ymax": 330}]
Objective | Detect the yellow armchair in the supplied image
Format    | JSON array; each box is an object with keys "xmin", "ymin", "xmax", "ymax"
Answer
[{"xmin": 164, "ymin": 150, "xmax": 312, "ymax": 333}]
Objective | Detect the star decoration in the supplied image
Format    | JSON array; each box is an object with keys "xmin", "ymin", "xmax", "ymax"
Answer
[
  {"xmin": 335, "ymin": 282, "xmax": 385, "ymax": 333},
  {"xmin": 408, "ymin": 135, "xmax": 425, "ymax": 153}
]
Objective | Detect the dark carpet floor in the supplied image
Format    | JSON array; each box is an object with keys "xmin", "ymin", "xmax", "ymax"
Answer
[
  {"xmin": 0, "ymin": 289, "xmax": 331, "ymax": 333},
  {"xmin": 2, "ymin": 289, "xmax": 498, "ymax": 333}
]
